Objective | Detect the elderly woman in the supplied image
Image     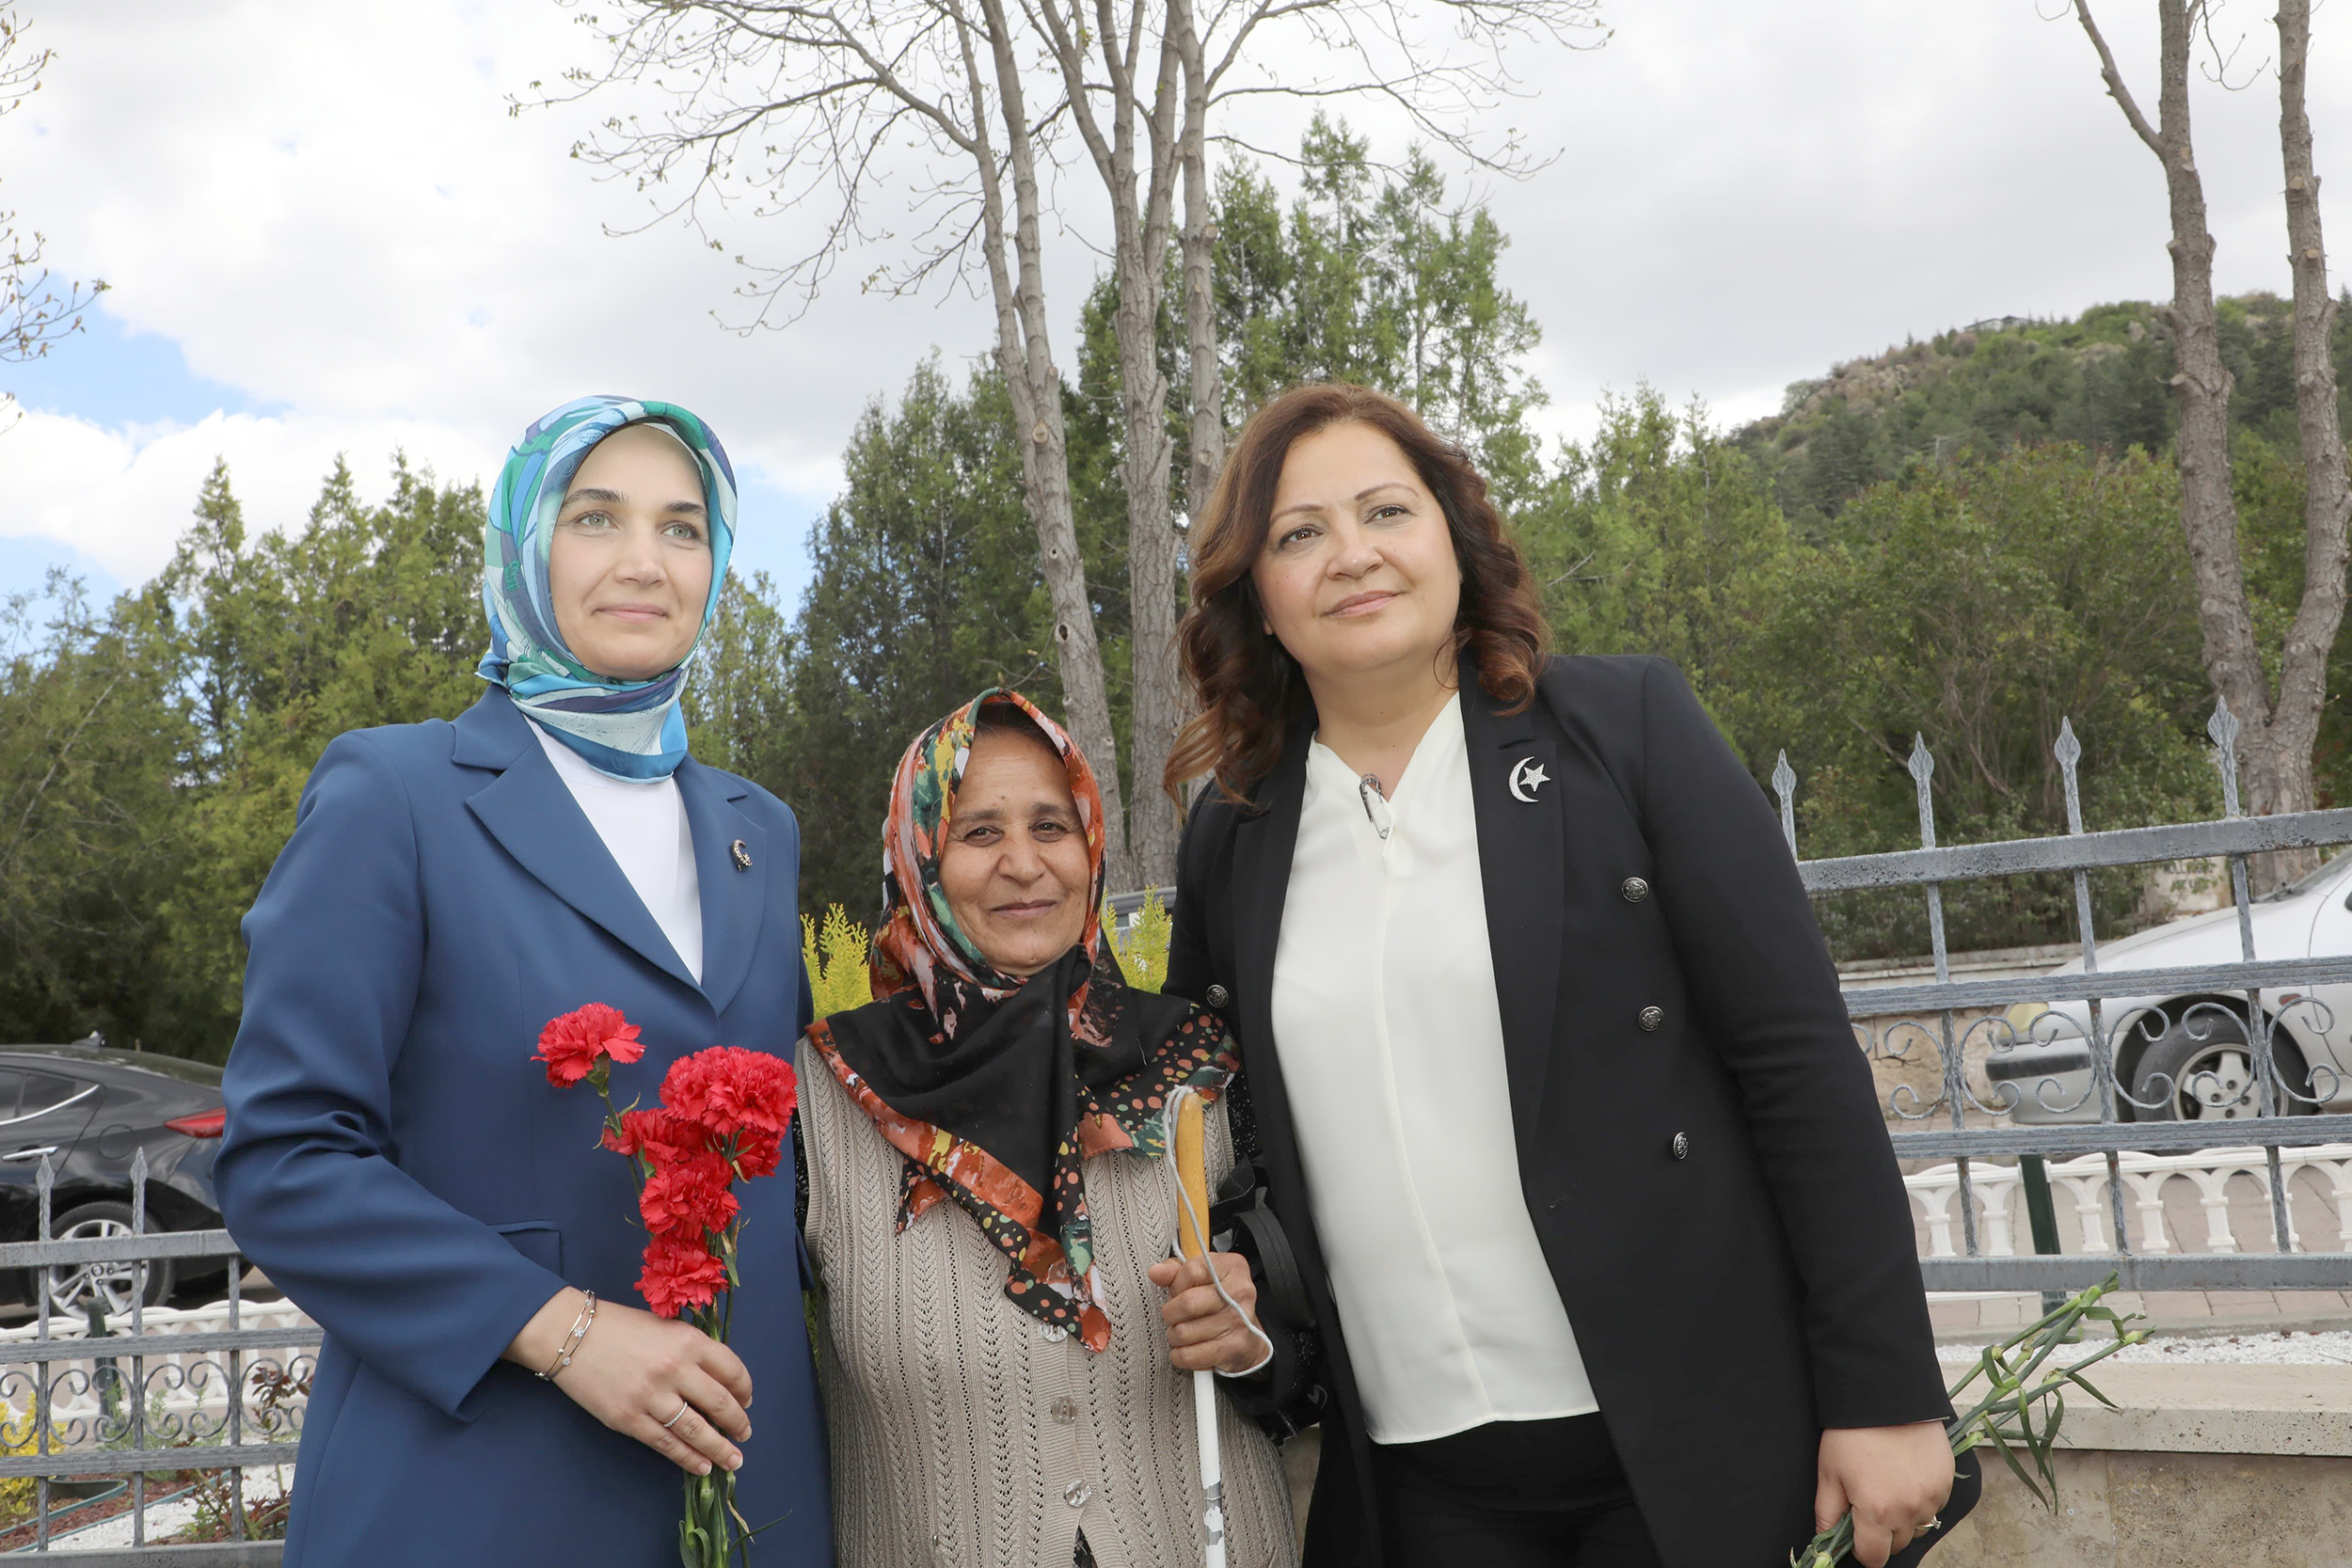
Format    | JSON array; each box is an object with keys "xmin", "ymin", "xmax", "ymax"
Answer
[
  {"xmin": 797, "ymin": 689, "xmax": 1297, "ymax": 1568},
  {"xmin": 216, "ymin": 397, "xmax": 829, "ymax": 1566}
]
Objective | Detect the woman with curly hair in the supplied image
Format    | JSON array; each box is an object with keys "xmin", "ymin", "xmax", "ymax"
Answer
[{"xmin": 1160, "ymin": 384, "xmax": 1977, "ymax": 1568}]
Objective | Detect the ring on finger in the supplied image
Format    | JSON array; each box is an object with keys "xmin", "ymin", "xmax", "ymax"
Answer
[
  {"xmin": 662, "ymin": 1400, "xmax": 692, "ymax": 1431},
  {"xmin": 1911, "ymin": 1517, "xmax": 1942, "ymax": 1541}
]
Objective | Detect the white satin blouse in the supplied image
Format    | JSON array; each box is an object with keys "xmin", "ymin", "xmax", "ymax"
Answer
[{"xmin": 1268, "ymin": 693, "xmax": 1597, "ymax": 1444}]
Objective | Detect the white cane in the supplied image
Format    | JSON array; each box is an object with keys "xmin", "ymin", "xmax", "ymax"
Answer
[{"xmin": 1168, "ymin": 1088, "xmax": 1227, "ymax": 1568}]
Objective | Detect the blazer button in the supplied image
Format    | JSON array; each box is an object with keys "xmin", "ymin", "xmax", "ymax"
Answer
[
  {"xmin": 1206, "ymin": 983, "xmax": 1231, "ymax": 1009},
  {"xmin": 1620, "ymin": 876, "xmax": 1650, "ymax": 903},
  {"xmin": 1672, "ymin": 1132, "xmax": 1691, "ymax": 1160},
  {"xmin": 1638, "ymin": 1006, "xmax": 1665, "ymax": 1033}
]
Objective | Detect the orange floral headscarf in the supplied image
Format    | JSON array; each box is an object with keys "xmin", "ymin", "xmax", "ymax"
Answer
[
  {"xmin": 806, "ymin": 689, "xmax": 1233, "ymax": 1350},
  {"xmin": 868, "ymin": 689, "xmax": 1109, "ymax": 1033}
]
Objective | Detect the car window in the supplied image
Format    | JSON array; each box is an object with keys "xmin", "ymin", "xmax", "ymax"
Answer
[
  {"xmin": 2269, "ymin": 846, "xmax": 2352, "ymax": 901},
  {"xmin": 19, "ymin": 1072, "xmax": 84, "ymax": 1117},
  {"xmin": 0, "ymin": 1070, "xmax": 24, "ymax": 1121}
]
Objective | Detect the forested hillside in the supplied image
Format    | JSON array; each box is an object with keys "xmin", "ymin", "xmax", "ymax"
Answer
[{"xmin": 1736, "ymin": 293, "xmax": 2352, "ymax": 530}]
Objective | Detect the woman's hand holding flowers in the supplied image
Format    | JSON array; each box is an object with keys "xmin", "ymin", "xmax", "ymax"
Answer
[
  {"xmin": 507, "ymin": 1286, "xmax": 754, "ymax": 1477},
  {"xmin": 1150, "ymin": 1251, "xmax": 1271, "ymax": 1376},
  {"xmin": 1813, "ymin": 1420, "xmax": 1954, "ymax": 1568}
]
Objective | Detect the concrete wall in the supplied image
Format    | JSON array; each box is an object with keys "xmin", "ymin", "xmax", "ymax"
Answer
[
  {"xmin": 1935, "ymin": 1362, "xmax": 2352, "ymax": 1567},
  {"xmin": 1278, "ymin": 1365, "xmax": 2352, "ymax": 1561},
  {"xmin": 1934, "ymin": 1450, "xmax": 2352, "ymax": 1568}
]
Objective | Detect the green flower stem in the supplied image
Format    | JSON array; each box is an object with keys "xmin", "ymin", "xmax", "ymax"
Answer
[{"xmin": 1788, "ymin": 1275, "xmax": 2138, "ymax": 1568}]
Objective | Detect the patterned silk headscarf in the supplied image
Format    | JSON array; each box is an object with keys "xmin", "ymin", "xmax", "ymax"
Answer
[
  {"xmin": 807, "ymin": 689, "xmax": 1235, "ymax": 1351},
  {"xmin": 479, "ymin": 395, "xmax": 737, "ymax": 780}
]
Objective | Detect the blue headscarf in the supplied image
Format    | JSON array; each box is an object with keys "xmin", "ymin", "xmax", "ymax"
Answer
[{"xmin": 480, "ymin": 396, "xmax": 737, "ymax": 780}]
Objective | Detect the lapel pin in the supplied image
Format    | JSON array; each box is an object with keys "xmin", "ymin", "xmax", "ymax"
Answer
[
  {"xmin": 1507, "ymin": 756, "xmax": 1550, "ymax": 803},
  {"xmin": 730, "ymin": 839, "xmax": 753, "ymax": 870}
]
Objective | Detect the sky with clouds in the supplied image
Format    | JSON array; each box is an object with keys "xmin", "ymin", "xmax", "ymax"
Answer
[{"xmin": 1, "ymin": 0, "xmax": 2345, "ymax": 613}]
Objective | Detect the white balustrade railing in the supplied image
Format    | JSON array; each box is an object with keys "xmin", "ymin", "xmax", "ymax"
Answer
[{"xmin": 1906, "ymin": 1142, "xmax": 2352, "ymax": 1260}]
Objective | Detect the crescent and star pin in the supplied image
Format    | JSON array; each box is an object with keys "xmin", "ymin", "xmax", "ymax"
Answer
[{"xmin": 1507, "ymin": 756, "xmax": 1550, "ymax": 803}]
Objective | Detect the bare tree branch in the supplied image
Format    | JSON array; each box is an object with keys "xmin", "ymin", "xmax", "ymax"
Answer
[
  {"xmin": 527, "ymin": 0, "xmax": 1606, "ymax": 879},
  {"xmin": 0, "ymin": 8, "xmax": 105, "ymax": 367},
  {"xmin": 2071, "ymin": 0, "xmax": 2164, "ymax": 154},
  {"xmin": 2069, "ymin": 0, "xmax": 2348, "ymax": 886}
]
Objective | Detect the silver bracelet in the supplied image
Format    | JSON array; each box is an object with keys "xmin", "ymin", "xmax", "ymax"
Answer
[{"xmin": 537, "ymin": 1290, "xmax": 598, "ymax": 1381}]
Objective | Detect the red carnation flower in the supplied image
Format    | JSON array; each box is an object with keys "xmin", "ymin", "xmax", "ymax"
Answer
[
  {"xmin": 603, "ymin": 1108, "xmax": 715, "ymax": 1168},
  {"xmin": 732, "ymin": 1128, "xmax": 784, "ymax": 1180},
  {"xmin": 640, "ymin": 1150, "xmax": 739, "ymax": 1240},
  {"xmin": 533, "ymin": 1004, "xmax": 645, "ymax": 1088},
  {"xmin": 639, "ymin": 1233, "xmax": 729, "ymax": 1319},
  {"xmin": 661, "ymin": 1047, "xmax": 798, "ymax": 1137}
]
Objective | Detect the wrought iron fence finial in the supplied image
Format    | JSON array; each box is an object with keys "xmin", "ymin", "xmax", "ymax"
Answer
[
  {"xmin": 2208, "ymin": 695, "xmax": 2243, "ymax": 818},
  {"xmin": 1909, "ymin": 734, "xmax": 1938, "ymax": 849},
  {"xmin": 1772, "ymin": 750, "xmax": 1797, "ymax": 856},
  {"xmin": 2056, "ymin": 717, "xmax": 2084, "ymax": 836}
]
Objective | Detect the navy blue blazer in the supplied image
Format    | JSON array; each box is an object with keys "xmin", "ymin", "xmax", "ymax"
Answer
[{"xmin": 216, "ymin": 689, "xmax": 832, "ymax": 1568}]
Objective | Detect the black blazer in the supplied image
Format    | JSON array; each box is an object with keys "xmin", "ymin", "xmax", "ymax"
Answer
[{"xmin": 1168, "ymin": 654, "xmax": 1975, "ymax": 1568}]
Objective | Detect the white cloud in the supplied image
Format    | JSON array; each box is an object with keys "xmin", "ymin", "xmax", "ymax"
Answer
[
  {"xmin": 0, "ymin": 0, "xmax": 2346, "ymax": 586},
  {"xmin": 1497, "ymin": 1, "xmax": 2352, "ymax": 446},
  {"xmin": 2, "ymin": 406, "xmax": 490, "ymax": 585},
  {"xmin": 0, "ymin": 0, "xmax": 1005, "ymax": 581}
]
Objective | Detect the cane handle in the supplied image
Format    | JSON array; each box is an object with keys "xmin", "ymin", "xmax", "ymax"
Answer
[{"xmin": 1174, "ymin": 1092, "xmax": 1212, "ymax": 1261}]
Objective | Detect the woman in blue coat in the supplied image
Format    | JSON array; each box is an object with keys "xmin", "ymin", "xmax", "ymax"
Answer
[{"xmin": 215, "ymin": 396, "xmax": 832, "ymax": 1567}]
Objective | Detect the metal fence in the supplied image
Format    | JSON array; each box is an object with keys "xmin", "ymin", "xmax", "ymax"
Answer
[
  {"xmin": 8, "ymin": 699, "xmax": 2336, "ymax": 1556},
  {"xmin": 1785, "ymin": 698, "xmax": 2352, "ymax": 1295},
  {"xmin": 1111, "ymin": 695, "xmax": 2352, "ymax": 1297},
  {"xmin": 0, "ymin": 1148, "xmax": 316, "ymax": 1562}
]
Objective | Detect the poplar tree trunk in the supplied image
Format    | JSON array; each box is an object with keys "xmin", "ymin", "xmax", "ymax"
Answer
[
  {"xmin": 1176, "ymin": 0, "xmax": 1226, "ymax": 560},
  {"xmin": 2274, "ymin": 0, "xmax": 2352, "ymax": 832},
  {"xmin": 2074, "ymin": 0, "xmax": 2349, "ymax": 885},
  {"xmin": 1107, "ymin": 148, "xmax": 1185, "ymax": 893},
  {"xmin": 971, "ymin": 0, "xmax": 1133, "ymax": 883},
  {"xmin": 1029, "ymin": 0, "xmax": 1191, "ymax": 889}
]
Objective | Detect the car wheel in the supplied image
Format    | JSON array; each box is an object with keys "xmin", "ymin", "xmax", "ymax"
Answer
[
  {"xmin": 2132, "ymin": 1013, "xmax": 2314, "ymax": 1121},
  {"xmin": 42, "ymin": 1202, "xmax": 174, "ymax": 1322}
]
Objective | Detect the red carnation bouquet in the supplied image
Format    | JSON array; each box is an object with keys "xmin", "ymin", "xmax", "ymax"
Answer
[{"xmin": 533, "ymin": 1004, "xmax": 798, "ymax": 1568}]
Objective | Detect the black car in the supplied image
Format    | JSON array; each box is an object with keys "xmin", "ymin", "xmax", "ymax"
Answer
[{"xmin": 0, "ymin": 1036, "xmax": 230, "ymax": 1315}]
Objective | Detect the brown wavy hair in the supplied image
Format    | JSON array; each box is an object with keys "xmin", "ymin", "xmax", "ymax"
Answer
[{"xmin": 1164, "ymin": 384, "xmax": 1549, "ymax": 803}]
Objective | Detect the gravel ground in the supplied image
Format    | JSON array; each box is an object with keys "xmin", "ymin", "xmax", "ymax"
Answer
[
  {"xmin": 1937, "ymin": 1328, "xmax": 2352, "ymax": 1366},
  {"xmin": 45, "ymin": 1468, "xmax": 290, "ymax": 1550}
]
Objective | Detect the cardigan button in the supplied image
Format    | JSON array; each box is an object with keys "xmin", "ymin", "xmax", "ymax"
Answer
[
  {"xmin": 1672, "ymin": 1132, "xmax": 1691, "ymax": 1160},
  {"xmin": 1206, "ymin": 983, "xmax": 1231, "ymax": 1009},
  {"xmin": 1638, "ymin": 1006, "xmax": 1665, "ymax": 1033},
  {"xmin": 1063, "ymin": 1481, "xmax": 1093, "ymax": 1509},
  {"xmin": 1049, "ymin": 1397, "xmax": 1079, "ymax": 1425},
  {"xmin": 1620, "ymin": 876, "xmax": 1650, "ymax": 903}
]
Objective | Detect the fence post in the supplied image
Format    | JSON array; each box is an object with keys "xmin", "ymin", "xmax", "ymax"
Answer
[{"xmin": 2054, "ymin": 717, "xmax": 2122, "ymax": 1306}]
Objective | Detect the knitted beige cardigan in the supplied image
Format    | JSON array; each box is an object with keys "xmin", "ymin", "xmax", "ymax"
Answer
[{"xmin": 798, "ymin": 1040, "xmax": 1297, "ymax": 1568}]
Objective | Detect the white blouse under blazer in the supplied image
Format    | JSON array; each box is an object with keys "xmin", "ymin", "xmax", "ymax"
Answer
[{"xmin": 1268, "ymin": 693, "xmax": 1597, "ymax": 1444}]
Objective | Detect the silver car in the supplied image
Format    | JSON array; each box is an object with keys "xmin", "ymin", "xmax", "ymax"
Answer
[{"xmin": 1993, "ymin": 851, "xmax": 2352, "ymax": 1123}]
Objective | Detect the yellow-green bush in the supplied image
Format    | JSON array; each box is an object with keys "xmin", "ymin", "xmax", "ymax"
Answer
[
  {"xmin": 797, "ymin": 893, "xmax": 1175, "ymax": 1015},
  {"xmin": 1103, "ymin": 890, "xmax": 1170, "ymax": 993},
  {"xmin": 802, "ymin": 906, "xmax": 879, "ymax": 1020},
  {"xmin": 0, "ymin": 1402, "xmax": 62, "ymax": 1521}
]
